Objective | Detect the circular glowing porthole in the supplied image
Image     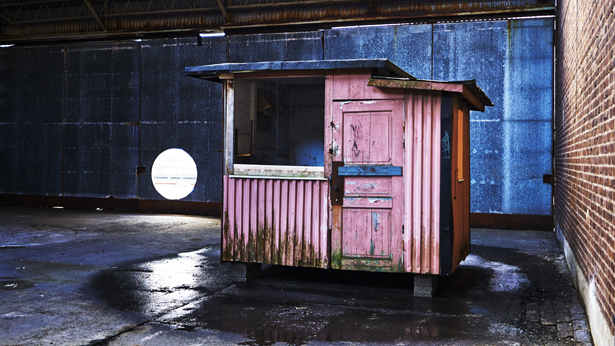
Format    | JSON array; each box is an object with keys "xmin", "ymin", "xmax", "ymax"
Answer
[{"xmin": 151, "ymin": 148, "xmax": 198, "ymax": 200}]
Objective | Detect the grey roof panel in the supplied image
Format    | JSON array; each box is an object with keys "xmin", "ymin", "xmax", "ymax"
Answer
[{"xmin": 185, "ymin": 59, "xmax": 415, "ymax": 79}]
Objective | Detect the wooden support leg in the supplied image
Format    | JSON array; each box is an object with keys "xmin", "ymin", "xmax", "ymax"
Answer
[
  {"xmin": 229, "ymin": 262, "xmax": 262, "ymax": 283},
  {"xmin": 414, "ymin": 274, "xmax": 438, "ymax": 297}
]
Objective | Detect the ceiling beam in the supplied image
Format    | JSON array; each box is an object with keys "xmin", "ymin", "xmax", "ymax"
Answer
[
  {"xmin": 0, "ymin": 12, "xmax": 13, "ymax": 24},
  {"xmin": 83, "ymin": 0, "xmax": 107, "ymax": 32},
  {"xmin": 366, "ymin": 0, "xmax": 374, "ymax": 14},
  {"xmin": 215, "ymin": 0, "xmax": 231, "ymax": 23}
]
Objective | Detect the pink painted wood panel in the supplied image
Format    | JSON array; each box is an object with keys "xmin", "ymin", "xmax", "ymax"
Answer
[
  {"xmin": 372, "ymin": 210, "xmax": 391, "ymax": 258},
  {"xmin": 341, "ymin": 208, "xmax": 391, "ymax": 258},
  {"xmin": 343, "ymin": 113, "xmax": 370, "ymax": 164},
  {"xmin": 342, "ymin": 111, "xmax": 392, "ymax": 165},
  {"xmin": 344, "ymin": 177, "xmax": 391, "ymax": 196},
  {"xmin": 257, "ymin": 179, "xmax": 266, "ymax": 263},
  {"xmin": 332, "ymin": 69, "xmax": 404, "ymax": 101},
  {"xmin": 403, "ymin": 90, "xmax": 442, "ymax": 275},
  {"xmin": 370, "ymin": 112, "xmax": 391, "ymax": 164},
  {"xmin": 343, "ymin": 197, "xmax": 393, "ymax": 209},
  {"xmin": 221, "ymin": 176, "xmax": 329, "ymax": 268}
]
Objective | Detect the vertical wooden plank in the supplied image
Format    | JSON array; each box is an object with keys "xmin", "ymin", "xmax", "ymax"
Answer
[
  {"xmin": 331, "ymin": 205, "xmax": 342, "ymax": 269},
  {"xmin": 234, "ymin": 178, "xmax": 242, "ymax": 261},
  {"xmin": 463, "ymin": 104, "xmax": 471, "ymax": 261},
  {"xmin": 320, "ymin": 181, "xmax": 329, "ymax": 268},
  {"xmin": 224, "ymin": 80, "xmax": 234, "ymax": 175},
  {"xmin": 265, "ymin": 179, "xmax": 274, "ymax": 264},
  {"xmin": 371, "ymin": 209, "xmax": 388, "ymax": 257},
  {"xmin": 249, "ymin": 179, "xmax": 258, "ymax": 262},
  {"xmin": 295, "ymin": 181, "xmax": 305, "ymax": 266},
  {"xmin": 344, "ymin": 113, "xmax": 370, "ymax": 164},
  {"xmin": 360, "ymin": 210, "xmax": 371, "ymax": 256},
  {"xmin": 331, "ymin": 99, "xmax": 344, "ymax": 269},
  {"xmin": 324, "ymin": 74, "xmax": 334, "ymax": 179},
  {"xmin": 421, "ymin": 93, "xmax": 432, "ymax": 274},
  {"xmin": 341, "ymin": 209, "xmax": 354, "ymax": 256},
  {"xmin": 332, "ymin": 102, "xmax": 344, "ymax": 162},
  {"xmin": 311, "ymin": 181, "xmax": 320, "ymax": 268},
  {"xmin": 222, "ymin": 176, "xmax": 229, "ymax": 261},
  {"xmin": 304, "ymin": 180, "xmax": 313, "ymax": 267},
  {"xmin": 389, "ymin": 100, "xmax": 404, "ymax": 272},
  {"xmin": 288, "ymin": 180, "xmax": 297, "ymax": 266},
  {"xmin": 249, "ymin": 179, "xmax": 255, "ymax": 263},
  {"xmin": 451, "ymin": 95, "xmax": 462, "ymax": 272},
  {"xmin": 431, "ymin": 93, "xmax": 442, "ymax": 274},
  {"xmin": 257, "ymin": 179, "xmax": 266, "ymax": 263},
  {"xmin": 404, "ymin": 92, "xmax": 414, "ymax": 272},
  {"xmin": 273, "ymin": 180, "xmax": 282, "ymax": 264},
  {"xmin": 280, "ymin": 180, "xmax": 289, "ymax": 265},
  {"xmin": 242, "ymin": 179, "xmax": 251, "ymax": 262},
  {"xmin": 369, "ymin": 112, "xmax": 391, "ymax": 164},
  {"xmin": 412, "ymin": 91, "xmax": 423, "ymax": 273},
  {"xmin": 391, "ymin": 176, "xmax": 404, "ymax": 271}
]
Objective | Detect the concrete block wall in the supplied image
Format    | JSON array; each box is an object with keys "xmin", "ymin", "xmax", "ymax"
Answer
[{"xmin": 555, "ymin": 1, "xmax": 615, "ymax": 345}]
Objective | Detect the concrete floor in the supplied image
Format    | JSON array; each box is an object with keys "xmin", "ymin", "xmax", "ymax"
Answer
[{"xmin": 0, "ymin": 206, "xmax": 594, "ymax": 346}]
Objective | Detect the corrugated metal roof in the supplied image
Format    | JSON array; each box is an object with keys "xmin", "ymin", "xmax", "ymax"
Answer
[{"xmin": 0, "ymin": 0, "xmax": 555, "ymax": 43}]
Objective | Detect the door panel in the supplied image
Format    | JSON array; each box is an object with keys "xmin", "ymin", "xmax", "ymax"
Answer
[
  {"xmin": 331, "ymin": 100, "xmax": 404, "ymax": 272},
  {"xmin": 342, "ymin": 208, "xmax": 391, "ymax": 258},
  {"xmin": 344, "ymin": 177, "xmax": 391, "ymax": 196},
  {"xmin": 343, "ymin": 112, "xmax": 392, "ymax": 164}
]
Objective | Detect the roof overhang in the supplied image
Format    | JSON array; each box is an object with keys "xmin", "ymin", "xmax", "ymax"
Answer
[
  {"xmin": 185, "ymin": 58, "xmax": 416, "ymax": 82},
  {"xmin": 368, "ymin": 78, "xmax": 493, "ymax": 112}
]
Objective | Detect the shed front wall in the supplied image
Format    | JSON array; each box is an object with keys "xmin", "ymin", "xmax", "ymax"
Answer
[{"xmin": 222, "ymin": 176, "xmax": 329, "ymax": 268}]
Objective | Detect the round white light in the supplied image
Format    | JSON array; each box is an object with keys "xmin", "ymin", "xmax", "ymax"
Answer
[{"xmin": 151, "ymin": 149, "xmax": 198, "ymax": 200}]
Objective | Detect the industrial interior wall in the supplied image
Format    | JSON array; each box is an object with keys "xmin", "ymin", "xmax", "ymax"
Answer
[
  {"xmin": 555, "ymin": 1, "xmax": 615, "ymax": 345},
  {"xmin": 0, "ymin": 39, "xmax": 226, "ymax": 205},
  {"xmin": 0, "ymin": 19, "xmax": 553, "ymax": 217}
]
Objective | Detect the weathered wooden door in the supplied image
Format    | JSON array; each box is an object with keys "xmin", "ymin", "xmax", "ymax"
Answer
[{"xmin": 331, "ymin": 100, "xmax": 404, "ymax": 272}]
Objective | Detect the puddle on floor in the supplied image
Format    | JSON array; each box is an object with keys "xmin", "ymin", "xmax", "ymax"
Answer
[
  {"xmin": 0, "ymin": 279, "xmax": 34, "ymax": 291},
  {"xmin": 90, "ymin": 243, "xmax": 575, "ymax": 345}
]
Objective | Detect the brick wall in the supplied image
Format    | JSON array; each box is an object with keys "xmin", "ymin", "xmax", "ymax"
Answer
[{"xmin": 555, "ymin": 0, "xmax": 615, "ymax": 338}]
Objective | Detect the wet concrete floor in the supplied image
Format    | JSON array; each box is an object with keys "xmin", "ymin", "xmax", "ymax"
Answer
[{"xmin": 0, "ymin": 206, "xmax": 593, "ymax": 345}]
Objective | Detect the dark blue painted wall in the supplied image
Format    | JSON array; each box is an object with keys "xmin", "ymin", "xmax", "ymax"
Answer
[
  {"xmin": 64, "ymin": 42, "xmax": 140, "ymax": 199},
  {"xmin": 0, "ymin": 19, "xmax": 553, "ymax": 214},
  {"xmin": 0, "ymin": 46, "xmax": 64, "ymax": 196},
  {"xmin": 140, "ymin": 37, "xmax": 227, "ymax": 203}
]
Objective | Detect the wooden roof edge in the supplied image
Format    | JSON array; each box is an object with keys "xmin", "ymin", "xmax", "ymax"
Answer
[
  {"xmin": 367, "ymin": 78, "xmax": 494, "ymax": 112},
  {"xmin": 185, "ymin": 59, "xmax": 416, "ymax": 80}
]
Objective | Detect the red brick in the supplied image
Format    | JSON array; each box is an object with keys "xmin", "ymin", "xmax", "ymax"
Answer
[{"xmin": 556, "ymin": 0, "xmax": 615, "ymax": 333}]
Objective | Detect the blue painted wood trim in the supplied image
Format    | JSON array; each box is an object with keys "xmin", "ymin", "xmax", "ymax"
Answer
[{"xmin": 338, "ymin": 166, "xmax": 402, "ymax": 176}]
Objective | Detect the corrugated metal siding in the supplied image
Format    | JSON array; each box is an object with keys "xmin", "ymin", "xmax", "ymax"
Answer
[
  {"xmin": 433, "ymin": 19, "xmax": 554, "ymax": 215},
  {"xmin": 404, "ymin": 90, "xmax": 441, "ymax": 274},
  {"xmin": 222, "ymin": 176, "xmax": 329, "ymax": 268}
]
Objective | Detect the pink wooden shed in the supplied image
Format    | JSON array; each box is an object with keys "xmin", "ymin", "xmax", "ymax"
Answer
[{"xmin": 185, "ymin": 59, "xmax": 493, "ymax": 295}]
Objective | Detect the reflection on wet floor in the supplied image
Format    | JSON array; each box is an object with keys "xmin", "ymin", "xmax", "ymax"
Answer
[{"xmin": 91, "ymin": 231, "xmax": 587, "ymax": 345}]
